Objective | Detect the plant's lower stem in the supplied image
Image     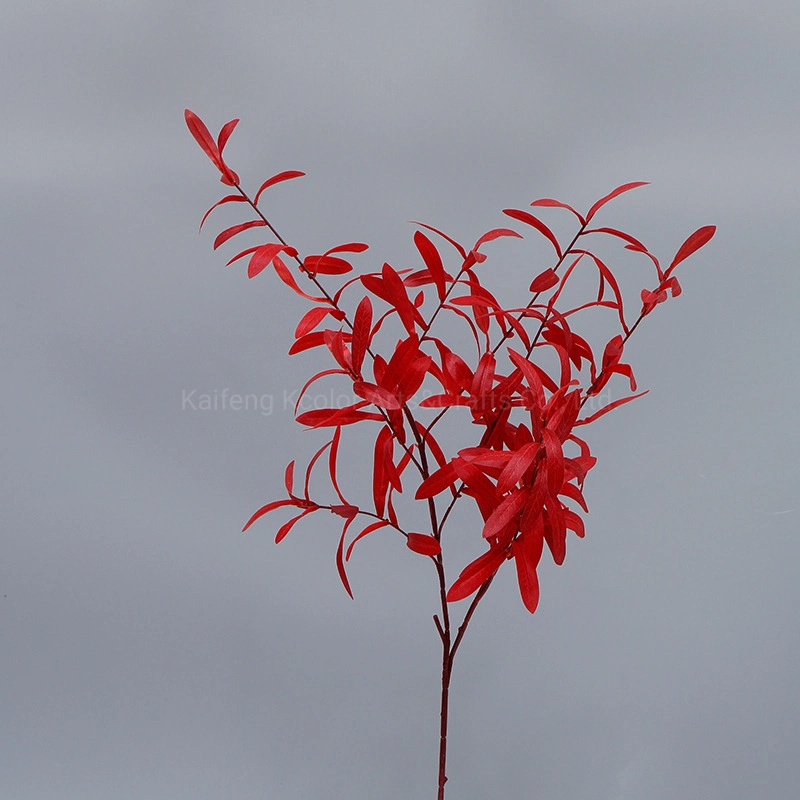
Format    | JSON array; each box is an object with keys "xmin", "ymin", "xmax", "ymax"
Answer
[{"xmin": 438, "ymin": 643, "xmax": 452, "ymax": 800}]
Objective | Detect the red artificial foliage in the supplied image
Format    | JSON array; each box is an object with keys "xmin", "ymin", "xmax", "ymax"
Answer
[{"xmin": 186, "ymin": 110, "xmax": 715, "ymax": 799}]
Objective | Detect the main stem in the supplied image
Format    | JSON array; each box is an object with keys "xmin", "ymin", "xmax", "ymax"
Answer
[{"xmin": 435, "ymin": 575, "xmax": 495, "ymax": 799}]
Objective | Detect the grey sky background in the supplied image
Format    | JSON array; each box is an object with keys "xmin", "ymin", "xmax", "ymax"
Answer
[{"xmin": 2, "ymin": 1, "xmax": 798, "ymax": 798}]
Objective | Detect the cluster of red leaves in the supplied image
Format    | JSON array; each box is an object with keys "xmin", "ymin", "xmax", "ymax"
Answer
[{"xmin": 186, "ymin": 109, "xmax": 715, "ymax": 615}]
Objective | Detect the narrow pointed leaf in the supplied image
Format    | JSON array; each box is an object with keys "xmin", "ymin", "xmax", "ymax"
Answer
[
  {"xmin": 586, "ymin": 182, "xmax": 649, "ymax": 222},
  {"xmin": 254, "ymin": 170, "xmax": 306, "ymax": 205},
  {"xmin": 213, "ymin": 219, "xmax": 266, "ymax": 250},
  {"xmin": 667, "ymin": 225, "xmax": 716, "ymax": 274},
  {"xmin": 406, "ymin": 533, "xmax": 442, "ymax": 557},
  {"xmin": 503, "ymin": 208, "xmax": 562, "ymax": 258}
]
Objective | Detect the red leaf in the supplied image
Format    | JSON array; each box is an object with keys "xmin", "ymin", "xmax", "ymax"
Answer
[
  {"xmin": 304, "ymin": 255, "xmax": 354, "ymax": 275},
  {"xmin": 576, "ymin": 390, "xmax": 649, "ymax": 425},
  {"xmin": 666, "ymin": 225, "xmax": 716, "ymax": 274},
  {"xmin": 329, "ymin": 426, "xmax": 347, "ymax": 503},
  {"xmin": 581, "ymin": 226, "xmax": 647, "ymax": 250},
  {"xmin": 275, "ymin": 507, "xmax": 316, "ymax": 543},
  {"xmin": 324, "ymin": 241, "xmax": 369, "ymax": 256},
  {"xmin": 409, "ymin": 221, "xmax": 467, "ymax": 259},
  {"xmin": 346, "ymin": 520, "xmax": 389, "ymax": 561},
  {"xmin": 248, "ymin": 243, "xmax": 288, "ymax": 278},
  {"xmin": 336, "ymin": 517, "xmax": 356, "ymax": 598},
  {"xmin": 414, "ymin": 230, "xmax": 447, "ymax": 301},
  {"xmin": 330, "ymin": 503, "xmax": 359, "ymax": 519},
  {"xmin": 406, "ymin": 533, "xmax": 442, "ymax": 557},
  {"xmin": 353, "ymin": 380, "xmax": 400, "ymax": 410},
  {"xmin": 530, "ymin": 197, "xmax": 586, "ymax": 224},
  {"xmin": 288, "ymin": 331, "xmax": 326, "ymax": 355},
  {"xmin": 446, "ymin": 548, "xmax": 506, "ymax": 603},
  {"xmin": 473, "ymin": 227, "xmax": 523, "ymax": 250},
  {"xmin": 512, "ymin": 529, "xmax": 544, "ymax": 614},
  {"xmin": 295, "ymin": 306, "xmax": 332, "ymax": 338},
  {"xmin": 482, "ymin": 489, "xmax": 527, "ymax": 541},
  {"xmin": 199, "ymin": 194, "xmax": 247, "ymax": 231},
  {"xmin": 272, "ymin": 256, "xmax": 326, "ymax": 302},
  {"xmin": 242, "ymin": 498, "xmax": 298, "ymax": 532},
  {"xmin": 496, "ymin": 442, "xmax": 540, "ymax": 495},
  {"xmin": 415, "ymin": 462, "xmax": 458, "ymax": 499},
  {"xmin": 296, "ymin": 404, "xmax": 384, "ymax": 428},
  {"xmin": 351, "ymin": 295, "xmax": 372, "ymax": 375},
  {"xmin": 213, "ymin": 219, "xmax": 266, "ymax": 250},
  {"xmin": 254, "ymin": 170, "xmax": 306, "ymax": 205},
  {"xmin": 503, "ymin": 208, "xmax": 562, "ymax": 258},
  {"xmin": 529, "ymin": 268, "xmax": 559, "ymax": 293},
  {"xmin": 585, "ymin": 182, "xmax": 649, "ymax": 222},
  {"xmin": 185, "ymin": 109, "xmax": 221, "ymax": 165},
  {"xmin": 216, "ymin": 118, "xmax": 240, "ymax": 155},
  {"xmin": 284, "ymin": 461, "xmax": 295, "ymax": 495}
]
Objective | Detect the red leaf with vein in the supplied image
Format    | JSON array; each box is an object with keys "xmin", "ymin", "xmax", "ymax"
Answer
[
  {"xmin": 666, "ymin": 225, "xmax": 716, "ymax": 275},
  {"xmin": 513, "ymin": 528, "xmax": 544, "ymax": 614},
  {"xmin": 248, "ymin": 243, "xmax": 289, "ymax": 278},
  {"xmin": 529, "ymin": 268, "xmax": 559, "ymax": 294},
  {"xmin": 353, "ymin": 380, "xmax": 400, "ymax": 410},
  {"xmin": 216, "ymin": 118, "xmax": 239, "ymax": 154},
  {"xmin": 530, "ymin": 197, "xmax": 586, "ymax": 224},
  {"xmin": 414, "ymin": 230, "xmax": 447, "ymax": 301},
  {"xmin": 336, "ymin": 517, "xmax": 356, "ymax": 598},
  {"xmin": 199, "ymin": 194, "xmax": 247, "ymax": 231},
  {"xmin": 415, "ymin": 461, "xmax": 458, "ymax": 499},
  {"xmin": 351, "ymin": 295, "xmax": 372, "ymax": 375},
  {"xmin": 296, "ymin": 404, "xmax": 384, "ymax": 427},
  {"xmin": 503, "ymin": 208, "xmax": 562, "ymax": 258},
  {"xmin": 295, "ymin": 306, "xmax": 332, "ymax": 338},
  {"xmin": 482, "ymin": 489, "xmax": 527, "ymax": 541},
  {"xmin": 446, "ymin": 548, "xmax": 506, "ymax": 603},
  {"xmin": 275, "ymin": 506, "xmax": 316, "ymax": 543},
  {"xmin": 407, "ymin": 533, "xmax": 442, "ymax": 557},
  {"xmin": 272, "ymin": 256, "xmax": 326, "ymax": 302},
  {"xmin": 213, "ymin": 220, "xmax": 266, "ymax": 250},
  {"xmin": 585, "ymin": 182, "xmax": 649, "ymax": 222},
  {"xmin": 242, "ymin": 498, "xmax": 299, "ymax": 532},
  {"xmin": 346, "ymin": 520, "xmax": 389, "ymax": 561},
  {"xmin": 254, "ymin": 170, "xmax": 306, "ymax": 206}
]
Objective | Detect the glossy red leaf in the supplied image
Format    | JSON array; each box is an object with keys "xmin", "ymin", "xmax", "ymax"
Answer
[
  {"xmin": 575, "ymin": 390, "xmax": 649, "ymax": 425},
  {"xmin": 512, "ymin": 529, "xmax": 544, "ymax": 614},
  {"xmin": 296, "ymin": 404, "xmax": 384, "ymax": 428},
  {"xmin": 666, "ymin": 225, "xmax": 716, "ymax": 274},
  {"xmin": 254, "ymin": 170, "xmax": 306, "ymax": 206},
  {"xmin": 216, "ymin": 118, "xmax": 240, "ymax": 155},
  {"xmin": 328, "ymin": 426, "xmax": 347, "ymax": 504},
  {"xmin": 294, "ymin": 306, "xmax": 332, "ymax": 338},
  {"xmin": 284, "ymin": 461, "xmax": 295, "ymax": 495},
  {"xmin": 406, "ymin": 533, "xmax": 442, "ymax": 557},
  {"xmin": 530, "ymin": 197, "xmax": 586, "ymax": 224},
  {"xmin": 272, "ymin": 256, "xmax": 326, "ymax": 302},
  {"xmin": 446, "ymin": 547, "xmax": 506, "ymax": 603},
  {"xmin": 275, "ymin": 506, "xmax": 316, "ymax": 543},
  {"xmin": 585, "ymin": 182, "xmax": 649, "ymax": 222},
  {"xmin": 353, "ymin": 380, "xmax": 400, "ymax": 410},
  {"xmin": 288, "ymin": 331, "xmax": 327, "ymax": 355},
  {"xmin": 351, "ymin": 295, "xmax": 372, "ymax": 375},
  {"xmin": 248, "ymin": 243, "xmax": 289, "ymax": 278},
  {"xmin": 502, "ymin": 208, "xmax": 562, "ymax": 258},
  {"xmin": 410, "ymin": 221, "xmax": 467, "ymax": 259},
  {"xmin": 346, "ymin": 520, "xmax": 389, "ymax": 561},
  {"xmin": 213, "ymin": 219, "xmax": 266, "ymax": 250},
  {"xmin": 336, "ymin": 517, "xmax": 356, "ymax": 598},
  {"xmin": 414, "ymin": 230, "xmax": 447, "ymax": 301},
  {"xmin": 482, "ymin": 489, "xmax": 527, "ymax": 541},
  {"xmin": 415, "ymin": 461, "xmax": 458, "ymax": 499},
  {"xmin": 529, "ymin": 268, "xmax": 559, "ymax": 294},
  {"xmin": 304, "ymin": 255, "xmax": 354, "ymax": 275},
  {"xmin": 185, "ymin": 109, "xmax": 221, "ymax": 164},
  {"xmin": 496, "ymin": 442, "xmax": 540, "ymax": 495},
  {"xmin": 473, "ymin": 227, "xmax": 523, "ymax": 251},
  {"xmin": 199, "ymin": 194, "xmax": 247, "ymax": 231},
  {"xmin": 242, "ymin": 498, "xmax": 299, "ymax": 532}
]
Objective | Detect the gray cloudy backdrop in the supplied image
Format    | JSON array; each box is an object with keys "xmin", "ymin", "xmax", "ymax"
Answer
[{"xmin": 2, "ymin": 1, "xmax": 798, "ymax": 798}]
